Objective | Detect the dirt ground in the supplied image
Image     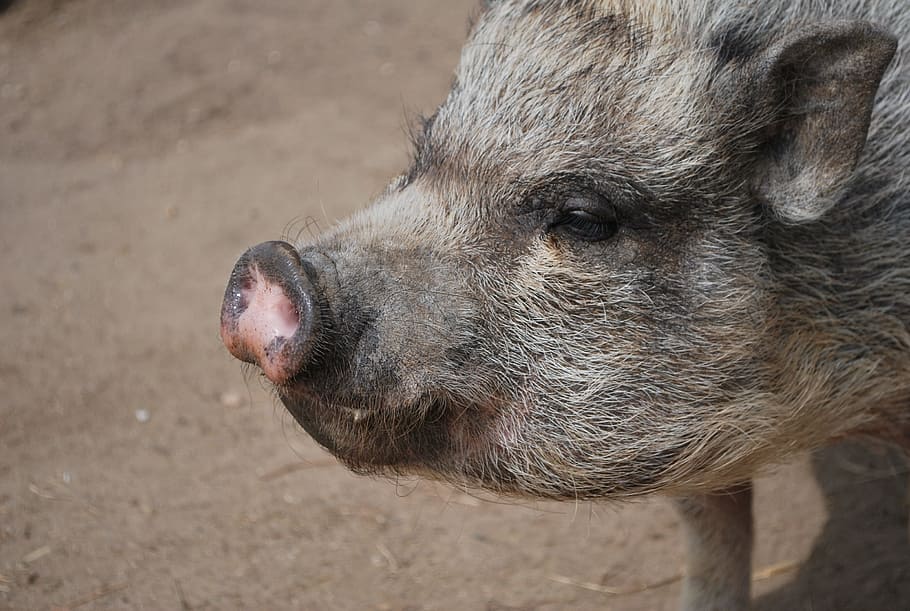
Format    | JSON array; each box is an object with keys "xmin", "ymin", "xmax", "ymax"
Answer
[{"xmin": 1, "ymin": 1, "xmax": 908, "ymax": 609}]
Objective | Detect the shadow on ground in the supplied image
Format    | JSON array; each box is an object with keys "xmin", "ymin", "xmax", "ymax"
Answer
[{"xmin": 755, "ymin": 441, "xmax": 910, "ymax": 611}]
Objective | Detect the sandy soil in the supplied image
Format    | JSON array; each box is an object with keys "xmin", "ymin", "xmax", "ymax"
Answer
[{"xmin": 1, "ymin": 1, "xmax": 908, "ymax": 609}]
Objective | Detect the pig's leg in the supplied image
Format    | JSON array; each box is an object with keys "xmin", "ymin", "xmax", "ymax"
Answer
[{"xmin": 675, "ymin": 483, "xmax": 753, "ymax": 611}]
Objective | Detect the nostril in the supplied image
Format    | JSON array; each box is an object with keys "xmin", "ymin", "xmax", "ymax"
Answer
[{"xmin": 239, "ymin": 276, "xmax": 257, "ymax": 302}]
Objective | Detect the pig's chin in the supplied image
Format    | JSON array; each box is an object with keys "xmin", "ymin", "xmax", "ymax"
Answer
[{"xmin": 277, "ymin": 388, "xmax": 494, "ymax": 474}]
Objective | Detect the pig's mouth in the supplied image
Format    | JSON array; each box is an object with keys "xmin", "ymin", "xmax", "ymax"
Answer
[{"xmin": 276, "ymin": 386, "xmax": 477, "ymax": 472}]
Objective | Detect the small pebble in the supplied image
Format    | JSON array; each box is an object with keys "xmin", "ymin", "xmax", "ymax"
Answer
[
  {"xmin": 219, "ymin": 391, "xmax": 241, "ymax": 408},
  {"xmin": 135, "ymin": 409, "xmax": 150, "ymax": 423}
]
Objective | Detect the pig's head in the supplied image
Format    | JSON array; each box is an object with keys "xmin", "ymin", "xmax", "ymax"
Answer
[{"xmin": 221, "ymin": 1, "xmax": 897, "ymax": 499}]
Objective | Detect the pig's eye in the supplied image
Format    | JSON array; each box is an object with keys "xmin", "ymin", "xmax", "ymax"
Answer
[{"xmin": 550, "ymin": 195, "xmax": 619, "ymax": 242}]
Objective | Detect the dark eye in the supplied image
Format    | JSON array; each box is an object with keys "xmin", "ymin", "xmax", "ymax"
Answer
[{"xmin": 549, "ymin": 194, "xmax": 619, "ymax": 242}]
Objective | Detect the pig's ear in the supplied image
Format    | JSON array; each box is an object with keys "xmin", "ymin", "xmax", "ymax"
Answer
[{"xmin": 748, "ymin": 21, "xmax": 896, "ymax": 223}]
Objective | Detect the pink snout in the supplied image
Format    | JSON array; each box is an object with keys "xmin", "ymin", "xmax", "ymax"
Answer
[{"xmin": 220, "ymin": 241, "xmax": 319, "ymax": 385}]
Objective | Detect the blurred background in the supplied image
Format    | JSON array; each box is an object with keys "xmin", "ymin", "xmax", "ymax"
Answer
[{"xmin": 1, "ymin": 1, "xmax": 907, "ymax": 609}]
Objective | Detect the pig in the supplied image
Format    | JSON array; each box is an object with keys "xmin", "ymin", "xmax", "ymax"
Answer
[{"xmin": 220, "ymin": 1, "xmax": 910, "ymax": 609}]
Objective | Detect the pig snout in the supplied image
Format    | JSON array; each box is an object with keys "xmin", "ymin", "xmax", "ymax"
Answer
[{"xmin": 220, "ymin": 241, "xmax": 321, "ymax": 385}]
